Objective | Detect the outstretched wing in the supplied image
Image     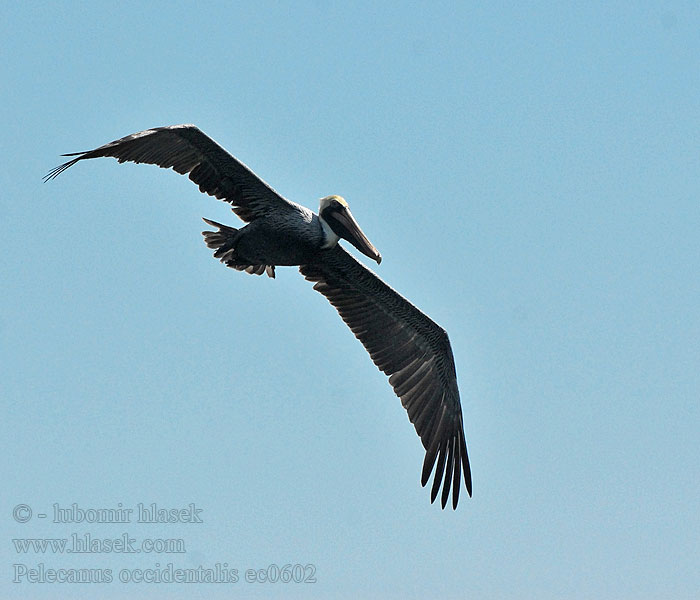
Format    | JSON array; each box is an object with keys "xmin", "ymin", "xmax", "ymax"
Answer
[
  {"xmin": 300, "ymin": 246, "xmax": 472, "ymax": 509},
  {"xmin": 44, "ymin": 124, "xmax": 297, "ymax": 223}
]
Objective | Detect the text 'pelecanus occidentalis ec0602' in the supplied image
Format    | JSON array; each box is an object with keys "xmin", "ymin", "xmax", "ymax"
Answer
[{"xmin": 45, "ymin": 124, "xmax": 472, "ymax": 509}]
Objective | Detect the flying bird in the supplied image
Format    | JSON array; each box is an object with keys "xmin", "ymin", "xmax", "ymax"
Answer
[{"xmin": 45, "ymin": 124, "xmax": 472, "ymax": 508}]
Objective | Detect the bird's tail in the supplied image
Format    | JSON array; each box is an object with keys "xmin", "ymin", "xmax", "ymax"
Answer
[{"xmin": 201, "ymin": 218, "xmax": 275, "ymax": 278}]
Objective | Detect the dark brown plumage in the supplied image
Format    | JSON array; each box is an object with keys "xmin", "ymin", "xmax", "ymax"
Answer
[
  {"xmin": 46, "ymin": 124, "xmax": 472, "ymax": 508},
  {"xmin": 301, "ymin": 247, "xmax": 471, "ymax": 508}
]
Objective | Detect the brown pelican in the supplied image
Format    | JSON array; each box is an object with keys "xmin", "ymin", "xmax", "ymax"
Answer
[{"xmin": 45, "ymin": 124, "xmax": 472, "ymax": 508}]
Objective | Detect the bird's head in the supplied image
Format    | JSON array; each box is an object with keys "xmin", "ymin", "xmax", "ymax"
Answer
[{"xmin": 318, "ymin": 195, "xmax": 382, "ymax": 264}]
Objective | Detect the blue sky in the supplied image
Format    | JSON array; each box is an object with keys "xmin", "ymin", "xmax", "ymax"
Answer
[{"xmin": 2, "ymin": 1, "xmax": 699, "ymax": 598}]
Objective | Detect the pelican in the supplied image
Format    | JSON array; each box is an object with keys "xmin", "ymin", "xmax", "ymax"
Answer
[{"xmin": 45, "ymin": 124, "xmax": 472, "ymax": 508}]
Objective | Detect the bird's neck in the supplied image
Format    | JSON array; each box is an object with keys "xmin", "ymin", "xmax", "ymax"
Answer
[{"xmin": 320, "ymin": 216, "xmax": 340, "ymax": 249}]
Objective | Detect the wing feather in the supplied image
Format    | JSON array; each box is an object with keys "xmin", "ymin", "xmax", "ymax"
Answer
[
  {"xmin": 300, "ymin": 246, "xmax": 472, "ymax": 508},
  {"xmin": 44, "ymin": 124, "xmax": 298, "ymax": 223}
]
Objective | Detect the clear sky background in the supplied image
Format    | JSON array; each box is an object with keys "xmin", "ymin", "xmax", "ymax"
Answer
[{"xmin": 2, "ymin": 2, "xmax": 698, "ymax": 599}]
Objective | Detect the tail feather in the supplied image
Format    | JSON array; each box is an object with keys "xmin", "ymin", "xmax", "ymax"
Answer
[
  {"xmin": 201, "ymin": 218, "xmax": 237, "ymax": 255},
  {"xmin": 201, "ymin": 218, "xmax": 275, "ymax": 278}
]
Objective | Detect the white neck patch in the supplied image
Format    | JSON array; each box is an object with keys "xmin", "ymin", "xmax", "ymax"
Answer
[{"xmin": 320, "ymin": 216, "xmax": 340, "ymax": 249}]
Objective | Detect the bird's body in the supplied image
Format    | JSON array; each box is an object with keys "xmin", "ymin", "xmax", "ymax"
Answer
[
  {"xmin": 46, "ymin": 124, "xmax": 472, "ymax": 509},
  {"xmin": 205, "ymin": 204, "xmax": 322, "ymax": 273},
  {"xmin": 234, "ymin": 213, "xmax": 320, "ymax": 265}
]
